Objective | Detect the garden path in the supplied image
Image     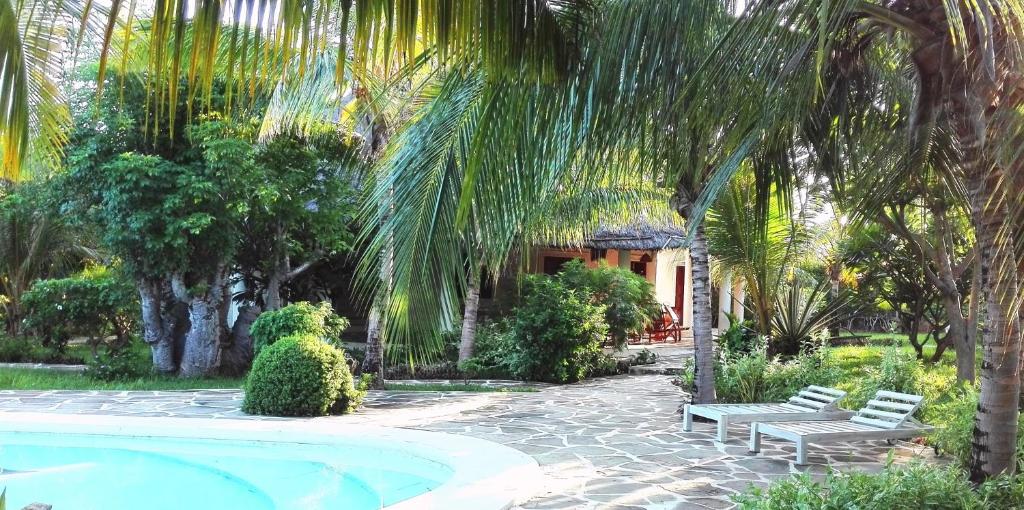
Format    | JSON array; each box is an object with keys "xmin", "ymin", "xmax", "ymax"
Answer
[{"xmin": 0, "ymin": 369, "xmax": 936, "ymax": 509}]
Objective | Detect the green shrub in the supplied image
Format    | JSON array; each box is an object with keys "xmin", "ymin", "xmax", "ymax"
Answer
[
  {"xmin": 21, "ymin": 265, "xmax": 138, "ymax": 354},
  {"xmin": 0, "ymin": 335, "xmax": 57, "ymax": 363},
  {"xmin": 683, "ymin": 341, "xmax": 837, "ymax": 403},
  {"xmin": 85, "ymin": 347, "xmax": 149, "ymax": 381},
  {"xmin": 558, "ymin": 260, "xmax": 661, "ymax": 348},
  {"xmin": 719, "ymin": 313, "xmax": 759, "ymax": 355},
  {"xmin": 243, "ymin": 335, "xmax": 365, "ymax": 417},
  {"xmin": 249, "ymin": 302, "xmax": 350, "ymax": 356},
  {"xmin": 510, "ymin": 275, "xmax": 609, "ymax": 383},
  {"xmin": 459, "ymin": 320, "xmax": 519, "ymax": 379},
  {"xmin": 733, "ymin": 461, "xmax": 1024, "ymax": 510}
]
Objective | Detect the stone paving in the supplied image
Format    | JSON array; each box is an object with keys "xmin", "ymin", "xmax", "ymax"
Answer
[{"xmin": 0, "ymin": 371, "xmax": 937, "ymax": 510}]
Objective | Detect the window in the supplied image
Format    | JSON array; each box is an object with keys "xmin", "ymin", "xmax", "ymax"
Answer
[{"xmin": 630, "ymin": 261, "xmax": 648, "ymax": 277}]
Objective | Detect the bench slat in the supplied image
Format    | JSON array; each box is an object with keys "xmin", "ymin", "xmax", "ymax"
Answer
[
  {"xmin": 788, "ymin": 396, "xmax": 827, "ymax": 409},
  {"xmin": 808, "ymin": 386, "xmax": 846, "ymax": 397},
  {"xmin": 875, "ymin": 390, "xmax": 924, "ymax": 403},
  {"xmin": 851, "ymin": 416, "xmax": 901, "ymax": 429},
  {"xmin": 867, "ymin": 399, "xmax": 915, "ymax": 412},
  {"xmin": 798, "ymin": 391, "xmax": 838, "ymax": 403},
  {"xmin": 860, "ymin": 408, "xmax": 905, "ymax": 420}
]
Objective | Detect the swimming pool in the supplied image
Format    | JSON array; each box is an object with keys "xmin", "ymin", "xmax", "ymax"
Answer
[{"xmin": 0, "ymin": 413, "xmax": 539, "ymax": 510}]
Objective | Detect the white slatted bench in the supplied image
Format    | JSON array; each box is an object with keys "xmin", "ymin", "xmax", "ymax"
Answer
[
  {"xmin": 682, "ymin": 386, "xmax": 854, "ymax": 442},
  {"xmin": 749, "ymin": 390, "xmax": 934, "ymax": 464}
]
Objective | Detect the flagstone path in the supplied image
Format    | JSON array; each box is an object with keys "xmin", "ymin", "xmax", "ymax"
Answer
[{"xmin": 0, "ymin": 368, "xmax": 936, "ymax": 509}]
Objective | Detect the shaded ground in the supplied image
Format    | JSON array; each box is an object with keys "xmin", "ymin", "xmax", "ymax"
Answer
[{"xmin": 0, "ymin": 354, "xmax": 935, "ymax": 509}]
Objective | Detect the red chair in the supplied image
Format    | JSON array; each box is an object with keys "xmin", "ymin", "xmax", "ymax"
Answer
[{"xmin": 629, "ymin": 305, "xmax": 686, "ymax": 344}]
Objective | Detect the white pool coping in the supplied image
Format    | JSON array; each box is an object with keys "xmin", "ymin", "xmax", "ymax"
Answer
[{"xmin": 0, "ymin": 412, "xmax": 541, "ymax": 510}]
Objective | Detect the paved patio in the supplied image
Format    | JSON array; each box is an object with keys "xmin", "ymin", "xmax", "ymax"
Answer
[{"xmin": 0, "ymin": 370, "xmax": 936, "ymax": 509}]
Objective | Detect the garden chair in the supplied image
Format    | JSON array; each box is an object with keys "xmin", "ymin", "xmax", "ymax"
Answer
[
  {"xmin": 682, "ymin": 385, "xmax": 853, "ymax": 442},
  {"xmin": 748, "ymin": 390, "xmax": 934, "ymax": 465}
]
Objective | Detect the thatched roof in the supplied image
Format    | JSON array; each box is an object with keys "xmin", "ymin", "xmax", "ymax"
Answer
[{"xmin": 555, "ymin": 220, "xmax": 689, "ymax": 251}]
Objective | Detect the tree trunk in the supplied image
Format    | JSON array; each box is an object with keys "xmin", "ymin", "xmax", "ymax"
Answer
[
  {"xmin": 688, "ymin": 221, "xmax": 717, "ymax": 404},
  {"xmin": 221, "ymin": 305, "xmax": 259, "ymax": 376},
  {"xmin": 361, "ymin": 303, "xmax": 384, "ymax": 385},
  {"xmin": 138, "ymin": 278, "xmax": 179, "ymax": 374},
  {"xmin": 961, "ymin": 130, "xmax": 1023, "ymax": 480},
  {"xmin": 177, "ymin": 269, "xmax": 230, "ymax": 378},
  {"xmin": 459, "ymin": 266, "xmax": 483, "ymax": 363}
]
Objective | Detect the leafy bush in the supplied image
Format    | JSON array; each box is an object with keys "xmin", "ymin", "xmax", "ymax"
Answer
[
  {"xmin": 243, "ymin": 334, "xmax": 366, "ymax": 417},
  {"xmin": 558, "ymin": 260, "xmax": 661, "ymax": 347},
  {"xmin": 679, "ymin": 340, "xmax": 837, "ymax": 403},
  {"xmin": 21, "ymin": 265, "xmax": 138, "ymax": 354},
  {"xmin": 769, "ymin": 279, "xmax": 851, "ymax": 357},
  {"xmin": 0, "ymin": 335, "xmax": 64, "ymax": 363},
  {"xmin": 509, "ymin": 275, "xmax": 609, "ymax": 383},
  {"xmin": 733, "ymin": 461, "xmax": 1024, "ymax": 510},
  {"xmin": 85, "ymin": 347, "xmax": 149, "ymax": 381},
  {"xmin": 926, "ymin": 387, "xmax": 1024, "ymax": 472},
  {"xmin": 719, "ymin": 313, "xmax": 759, "ymax": 355},
  {"xmin": 249, "ymin": 302, "xmax": 350, "ymax": 356},
  {"xmin": 631, "ymin": 348, "xmax": 658, "ymax": 366},
  {"xmin": 459, "ymin": 320, "xmax": 520, "ymax": 379}
]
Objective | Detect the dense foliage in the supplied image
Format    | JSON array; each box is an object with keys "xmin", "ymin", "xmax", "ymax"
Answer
[
  {"xmin": 679, "ymin": 339, "xmax": 838, "ymax": 404},
  {"xmin": 558, "ymin": 260, "xmax": 661, "ymax": 347},
  {"xmin": 734, "ymin": 462, "xmax": 1024, "ymax": 509},
  {"xmin": 242, "ymin": 335, "xmax": 366, "ymax": 417},
  {"xmin": 249, "ymin": 301, "xmax": 350, "ymax": 356},
  {"xmin": 507, "ymin": 275, "xmax": 612, "ymax": 383},
  {"xmin": 21, "ymin": 265, "xmax": 137, "ymax": 354}
]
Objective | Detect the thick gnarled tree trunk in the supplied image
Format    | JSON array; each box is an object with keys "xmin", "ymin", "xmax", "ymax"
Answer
[
  {"xmin": 175, "ymin": 268, "xmax": 231, "ymax": 378},
  {"xmin": 138, "ymin": 278, "xmax": 180, "ymax": 374}
]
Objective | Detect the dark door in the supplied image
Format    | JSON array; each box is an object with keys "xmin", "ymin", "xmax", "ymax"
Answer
[
  {"xmin": 543, "ymin": 256, "xmax": 577, "ymax": 275},
  {"xmin": 630, "ymin": 261, "xmax": 648, "ymax": 277},
  {"xmin": 674, "ymin": 266, "xmax": 687, "ymax": 316}
]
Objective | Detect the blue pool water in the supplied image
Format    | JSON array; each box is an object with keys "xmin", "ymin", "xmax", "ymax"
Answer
[{"xmin": 0, "ymin": 431, "xmax": 452, "ymax": 509}]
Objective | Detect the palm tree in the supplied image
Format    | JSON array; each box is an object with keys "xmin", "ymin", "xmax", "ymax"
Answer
[
  {"xmin": 0, "ymin": 0, "xmax": 101, "ymax": 180},
  {"xmin": 702, "ymin": 0, "xmax": 1023, "ymax": 478}
]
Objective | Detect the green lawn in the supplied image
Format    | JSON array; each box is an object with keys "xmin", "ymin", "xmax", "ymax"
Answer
[{"xmin": 0, "ymin": 368, "xmax": 244, "ymax": 391}]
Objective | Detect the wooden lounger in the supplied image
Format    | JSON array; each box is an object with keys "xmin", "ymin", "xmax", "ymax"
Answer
[
  {"xmin": 748, "ymin": 390, "xmax": 934, "ymax": 464},
  {"xmin": 682, "ymin": 386, "xmax": 854, "ymax": 442}
]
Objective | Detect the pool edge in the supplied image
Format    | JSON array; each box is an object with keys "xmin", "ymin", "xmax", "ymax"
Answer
[{"xmin": 0, "ymin": 412, "xmax": 542, "ymax": 510}]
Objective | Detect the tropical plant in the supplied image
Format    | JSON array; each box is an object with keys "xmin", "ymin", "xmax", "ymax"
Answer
[{"xmin": 770, "ymin": 279, "xmax": 854, "ymax": 357}]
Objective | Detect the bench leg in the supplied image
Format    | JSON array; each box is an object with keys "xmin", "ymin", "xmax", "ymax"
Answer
[
  {"xmin": 795, "ymin": 437, "xmax": 808, "ymax": 465},
  {"xmin": 682, "ymin": 405, "xmax": 693, "ymax": 432},
  {"xmin": 749, "ymin": 423, "xmax": 761, "ymax": 453},
  {"xmin": 717, "ymin": 416, "xmax": 729, "ymax": 442}
]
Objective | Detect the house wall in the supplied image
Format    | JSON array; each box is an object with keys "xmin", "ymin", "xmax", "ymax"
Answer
[{"xmin": 653, "ymin": 248, "xmax": 693, "ymax": 328}]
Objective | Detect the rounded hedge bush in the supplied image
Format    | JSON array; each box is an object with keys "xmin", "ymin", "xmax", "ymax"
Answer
[
  {"xmin": 249, "ymin": 302, "xmax": 350, "ymax": 357},
  {"xmin": 242, "ymin": 334, "xmax": 364, "ymax": 417}
]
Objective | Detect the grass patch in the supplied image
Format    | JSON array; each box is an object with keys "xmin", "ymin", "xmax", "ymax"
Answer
[
  {"xmin": 0, "ymin": 368, "xmax": 244, "ymax": 391},
  {"xmin": 383, "ymin": 382, "xmax": 538, "ymax": 393}
]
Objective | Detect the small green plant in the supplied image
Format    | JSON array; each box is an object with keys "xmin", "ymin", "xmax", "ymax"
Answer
[
  {"xmin": 719, "ymin": 313, "xmax": 759, "ymax": 355},
  {"xmin": 926, "ymin": 387, "xmax": 1024, "ymax": 472},
  {"xmin": 243, "ymin": 334, "xmax": 365, "ymax": 417},
  {"xmin": 632, "ymin": 348, "xmax": 658, "ymax": 365},
  {"xmin": 249, "ymin": 302, "xmax": 350, "ymax": 356},
  {"xmin": 84, "ymin": 347, "xmax": 148, "ymax": 382},
  {"xmin": 847, "ymin": 343, "xmax": 922, "ymax": 409}
]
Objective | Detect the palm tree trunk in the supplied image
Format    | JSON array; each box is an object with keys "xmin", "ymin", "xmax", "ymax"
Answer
[
  {"xmin": 459, "ymin": 264, "xmax": 483, "ymax": 363},
  {"xmin": 361, "ymin": 303, "xmax": 384, "ymax": 384},
  {"xmin": 961, "ymin": 131, "xmax": 1023, "ymax": 480},
  {"xmin": 689, "ymin": 222, "xmax": 717, "ymax": 404}
]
